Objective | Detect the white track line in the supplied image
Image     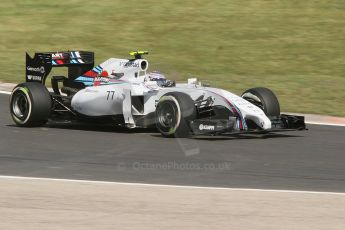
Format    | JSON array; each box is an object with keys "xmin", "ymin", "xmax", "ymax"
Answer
[
  {"xmin": 0, "ymin": 175, "xmax": 344, "ymax": 195},
  {"xmin": 0, "ymin": 90, "xmax": 344, "ymax": 127},
  {"xmin": 0, "ymin": 90, "xmax": 11, "ymax": 95},
  {"xmin": 306, "ymin": 121, "xmax": 345, "ymax": 127}
]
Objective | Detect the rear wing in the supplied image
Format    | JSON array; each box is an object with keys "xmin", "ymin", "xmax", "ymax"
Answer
[{"xmin": 26, "ymin": 51, "xmax": 94, "ymax": 84}]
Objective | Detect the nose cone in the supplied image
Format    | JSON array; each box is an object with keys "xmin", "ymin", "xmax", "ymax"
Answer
[{"xmin": 260, "ymin": 116, "xmax": 272, "ymax": 130}]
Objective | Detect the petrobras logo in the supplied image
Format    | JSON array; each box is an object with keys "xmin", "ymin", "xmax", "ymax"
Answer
[
  {"xmin": 95, "ymin": 77, "xmax": 109, "ymax": 82},
  {"xmin": 27, "ymin": 75, "xmax": 42, "ymax": 81},
  {"xmin": 27, "ymin": 66, "xmax": 45, "ymax": 74},
  {"xmin": 199, "ymin": 124, "xmax": 215, "ymax": 131}
]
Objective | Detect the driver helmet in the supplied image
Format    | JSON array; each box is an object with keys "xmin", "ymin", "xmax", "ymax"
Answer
[
  {"xmin": 145, "ymin": 71, "xmax": 175, "ymax": 87},
  {"xmin": 145, "ymin": 71, "xmax": 166, "ymax": 82}
]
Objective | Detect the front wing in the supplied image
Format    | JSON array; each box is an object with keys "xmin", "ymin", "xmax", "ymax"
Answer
[{"xmin": 189, "ymin": 114, "xmax": 306, "ymax": 136}]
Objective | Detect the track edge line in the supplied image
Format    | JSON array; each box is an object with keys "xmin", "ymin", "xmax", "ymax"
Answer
[{"xmin": 0, "ymin": 175, "xmax": 344, "ymax": 195}]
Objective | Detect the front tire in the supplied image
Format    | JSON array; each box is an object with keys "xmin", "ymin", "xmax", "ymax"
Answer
[
  {"xmin": 155, "ymin": 92, "xmax": 196, "ymax": 137},
  {"xmin": 10, "ymin": 82, "xmax": 52, "ymax": 127}
]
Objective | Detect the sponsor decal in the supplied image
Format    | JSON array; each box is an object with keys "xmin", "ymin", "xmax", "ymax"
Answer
[
  {"xmin": 120, "ymin": 61, "xmax": 139, "ymax": 68},
  {"xmin": 52, "ymin": 53, "xmax": 64, "ymax": 59},
  {"xmin": 26, "ymin": 66, "xmax": 45, "ymax": 74},
  {"xmin": 94, "ymin": 77, "xmax": 109, "ymax": 82},
  {"xmin": 199, "ymin": 124, "xmax": 215, "ymax": 131},
  {"xmin": 27, "ymin": 75, "xmax": 42, "ymax": 81}
]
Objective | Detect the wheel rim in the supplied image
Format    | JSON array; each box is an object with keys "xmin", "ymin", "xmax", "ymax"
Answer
[
  {"xmin": 12, "ymin": 91, "xmax": 29, "ymax": 120},
  {"xmin": 157, "ymin": 101, "xmax": 178, "ymax": 130}
]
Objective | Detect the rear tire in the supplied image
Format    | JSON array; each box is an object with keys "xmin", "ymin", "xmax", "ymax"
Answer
[
  {"xmin": 155, "ymin": 92, "xmax": 196, "ymax": 137},
  {"xmin": 10, "ymin": 82, "xmax": 52, "ymax": 127},
  {"xmin": 242, "ymin": 87, "xmax": 280, "ymax": 116}
]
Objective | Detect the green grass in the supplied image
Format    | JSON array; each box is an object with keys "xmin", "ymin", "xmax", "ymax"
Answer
[{"xmin": 1, "ymin": 0, "xmax": 345, "ymax": 116}]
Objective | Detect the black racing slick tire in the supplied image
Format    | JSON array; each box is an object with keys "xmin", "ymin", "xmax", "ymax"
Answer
[
  {"xmin": 10, "ymin": 82, "xmax": 52, "ymax": 127},
  {"xmin": 241, "ymin": 87, "xmax": 280, "ymax": 116},
  {"xmin": 155, "ymin": 92, "xmax": 196, "ymax": 138}
]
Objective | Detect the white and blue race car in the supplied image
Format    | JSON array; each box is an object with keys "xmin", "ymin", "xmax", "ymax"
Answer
[{"xmin": 10, "ymin": 51, "xmax": 305, "ymax": 137}]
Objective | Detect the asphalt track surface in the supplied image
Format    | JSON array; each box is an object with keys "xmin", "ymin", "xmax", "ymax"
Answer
[{"xmin": 0, "ymin": 94, "xmax": 344, "ymax": 192}]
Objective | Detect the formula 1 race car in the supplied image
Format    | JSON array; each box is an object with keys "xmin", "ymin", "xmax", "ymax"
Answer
[{"xmin": 9, "ymin": 51, "xmax": 306, "ymax": 137}]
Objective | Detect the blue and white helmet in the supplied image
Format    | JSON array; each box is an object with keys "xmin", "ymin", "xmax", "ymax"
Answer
[
  {"xmin": 146, "ymin": 71, "xmax": 166, "ymax": 81},
  {"xmin": 145, "ymin": 71, "xmax": 175, "ymax": 87}
]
